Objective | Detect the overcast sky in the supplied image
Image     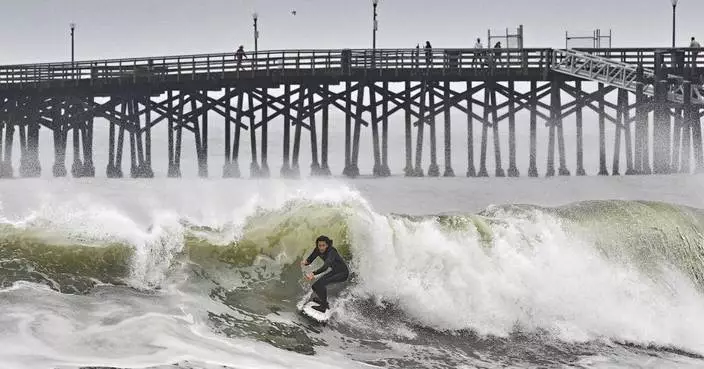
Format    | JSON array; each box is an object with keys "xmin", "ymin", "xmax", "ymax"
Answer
[{"xmin": 1, "ymin": 0, "xmax": 703, "ymax": 65}]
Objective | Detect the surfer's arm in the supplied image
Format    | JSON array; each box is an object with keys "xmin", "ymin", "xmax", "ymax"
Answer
[
  {"xmin": 312, "ymin": 261, "xmax": 330, "ymax": 275},
  {"xmin": 312, "ymin": 249, "xmax": 340, "ymax": 275},
  {"xmin": 304, "ymin": 249, "xmax": 320, "ymax": 266}
]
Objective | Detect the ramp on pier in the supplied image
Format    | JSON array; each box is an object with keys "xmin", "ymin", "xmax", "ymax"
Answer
[{"xmin": 551, "ymin": 48, "xmax": 704, "ymax": 105}]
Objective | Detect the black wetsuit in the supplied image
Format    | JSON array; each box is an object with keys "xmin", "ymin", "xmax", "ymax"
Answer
[{"xmin": 305, "ymin": 246, "xmax": 349, "ymax": 309}]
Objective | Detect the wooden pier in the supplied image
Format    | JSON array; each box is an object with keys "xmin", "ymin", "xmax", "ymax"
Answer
[{"xmin": 0, "ymin": 47, "xmax": 701, "ymax": 178}]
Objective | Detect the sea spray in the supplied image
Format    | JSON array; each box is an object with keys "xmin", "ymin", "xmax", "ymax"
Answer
[
  {"xmin": 2, "ymin": 187, "xmax": 704, "ymax": 355},
  {"xmin": 346, "ymin": 203, "xmax": 704, "ymax": 353}
]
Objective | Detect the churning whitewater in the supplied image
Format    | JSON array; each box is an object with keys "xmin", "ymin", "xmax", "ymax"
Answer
[{"xmin": 1, "ymin": 179, "xmax": 704, "ymax": 368}]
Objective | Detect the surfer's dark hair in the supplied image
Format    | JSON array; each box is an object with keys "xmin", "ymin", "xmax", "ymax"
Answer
[{"xmin": 315, "ymin": 235, "xmax": 333, "ymax": 247}]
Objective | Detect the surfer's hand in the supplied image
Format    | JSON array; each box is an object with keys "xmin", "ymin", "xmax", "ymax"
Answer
[
  {"xmin": 305, "ymin": 272, "xmax": 314, "ymax": 281},
  {"xmin": 300, "ymin": 260, "xmax": 308, "ymax": 267}
]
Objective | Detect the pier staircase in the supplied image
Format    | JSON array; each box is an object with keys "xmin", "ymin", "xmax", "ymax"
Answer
[{"xmin": 551, "ymin": 48, "xmax": 704, "ymax": 105}]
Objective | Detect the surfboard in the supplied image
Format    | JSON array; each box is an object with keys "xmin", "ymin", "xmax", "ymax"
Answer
[
  {"xmin": 297, "ymin": 292, "xmax": 332, "ymax": 323},
  {"xmin": 300, "ymin": 301, "xmax": 332, "ymax": 323}
]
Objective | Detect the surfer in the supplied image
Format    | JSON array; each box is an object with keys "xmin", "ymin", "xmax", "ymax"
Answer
[{"xmin": 300, "ymin": 235, "xmax": 349, "ymax": 313}]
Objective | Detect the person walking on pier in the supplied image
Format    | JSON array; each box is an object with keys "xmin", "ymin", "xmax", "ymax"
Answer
[
  {"xmin": 424, "ymin": 41, "xmax": 433, "ymax": 67},
  {"xmin": 301, "ymin": 235, "xmax": 349, "ymax": 313},
  {"xmin": 690, "ymin": 37, "xmax": 701, "ymax": 68},
  {"xmin": 415, "ymin": 43, "xmax": 420, "ymax": 68},
  {"xmin": 235, "ymin": 45, "xmax": 247, "ymax": 70},
  {"xmin": 493, "ymin": 41, "xmax": 502, "ymax": 67},
  {"xmin": 472, "ymin": 38, "xmax": 484, "ymax": 68}
]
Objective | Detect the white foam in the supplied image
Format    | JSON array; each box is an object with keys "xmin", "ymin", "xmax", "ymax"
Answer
[
  {"xmin": 346, "ymin": 204, "xmax": 704, "ymax": 354},
  {"xmin": 0, "ymin": 179, "xmax": 368, "ymax": 291},
  {"xmin": 301, "ymin": 301, "xmax": 332, "ymax": 322},
  {"xmin": 0, "ymin": 281, "xmax": 368, "ymax": 369},
  {"xmin": 4, "ymin": 179, "xmax": 704, "ymax": 360}
]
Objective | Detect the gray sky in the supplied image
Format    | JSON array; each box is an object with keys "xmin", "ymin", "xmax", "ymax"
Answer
[{"xmin": 1, "ymin": 0, "xmax": 703, "ymax": 64}]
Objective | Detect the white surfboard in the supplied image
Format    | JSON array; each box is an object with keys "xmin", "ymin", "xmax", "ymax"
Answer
[
  {"xmin": 297, "ymin": 292, "xmax": 332, "ymax": 323},
  {"xmin": 300, "ymin": 301, "xmax": 332, "ymax": 323}
]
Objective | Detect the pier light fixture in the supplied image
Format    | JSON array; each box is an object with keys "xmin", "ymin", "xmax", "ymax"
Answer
[
  {"xmin": 372, "ymin": 0, "xmax": 379, "ymax": 69},
  {"xmin": 69, "ymin": 22, "xmax": 76, "ymax": 79},
  {"xmin": 671, "ymin": 0, "xmax": 678, "ymax": 48},
  {"xmin": 372, "ymin": 0, "xmax": 379, "ymax": 50},
  {"xmin": 252, "ymin": 12, "xmax": 259, "ymax": 54}
]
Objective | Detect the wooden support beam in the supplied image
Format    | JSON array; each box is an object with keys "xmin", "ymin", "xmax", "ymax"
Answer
[
  {"xmin": 653, "ymin": 80, "xmax": 671, "ymax": 174},
  {"xmin": 280, "ymin": 84, "xmax": 293, "ymax": 177},
  {"xmin": 598, "ymin": 83, "xmax": 609, "ymax": 175},
  {"xmin": 172, "ymin": 93, "xmax": 184, "ymax": 177},
  {"xmin": 575, "ymin": 81, "xmax": 586, "ymax": 176},
  {"xmin": 70, "ymin": 102, "xmax": 84, "ymax": 177},
  {"xmin": 507, "ymin": 80, "xmax": 518, "ymax": 177},
  {"xmin": 142, "ymin": 96, "xmax": 153, "ymax": 177},
  {"xmin": 320, "ymin": 84, "xmax": 331, "ymax": 176},
  {"xmin": 528, "ymin": 80, "xmax": 539, "ymax": 177},
  {"xmin": 428, "ymin": 82, "xmax": 440, "ymax": 177},
  {"xmin": 490, "ymin": 81, "xmax": 504, "ymax": 177},
  {"xmin": 167, "ymin": 91, "xmax": 176, "ymax": 177},
  {"xmin": 231, "ymin": 91, "xmax": 243, "ymax": 178},
  {"xmin": 196, "ymin": 93, "xmax": 209, "ymax": 178},
  {"xmin": 546, "ymin": 79, "xmax": 558, "ymax": 177},
  {"xmin": 0, "ymin": 106, "xmax": 14, "ymax": 178},
  {"xmin": 106, "ymin": 101, "xmax": 121, "ymax": 178},
  {"xmin": 556, "ymin": 86, "xmax": 570, "ymax": 176},
  {"xmin": 381, "ymin": 81, "xmax": 390, "ymax": 176},
  {"xmin": 128, "ymin": 99, "xmax": 139, "ymax": 178},
  {"xmin": 414, "ymin": 81, "xmax": 426, "ymax": 177},
  {"xmin": 560, "ymin": 84, "xmax": 619, "ymax": 123},
  {"xmin": 309, "ymin": 86, "xmax": 321, "ymax": 175},
  {"xmin": 20, "ymin": 100, "xmax": 41, "ymax": 177},
  {"xmin": 685, "ymin": 82, "xmax": 704, "ymax": 172},
  {"xmin": 292, "ymin": 85, "xmax": 305, "ymax": 177},
  {"xmin": 260, "ymin": 87, "xmax": 270, "ymax": 177},
  {"xmin": 370, "ymin": 82, "xmax": 382, "ymax": 176},
  {"xmin": 478, "ymin": 84, "xmax": 490, "ymax": 177},
  {"xmin": 672, "ymin": 106, "xmax": 683, "ymax": 173},
  {"xmin": 343, "ymin": 81, "xmax": 353, "ymax": 176},
  {"xmin": 622, "ymin": 89, "xmax": 635, "ymax": 175},
  {"xmin": 466, "ymin": 81, "xmax": 476, "ymax": 177},
  {"xmin": 443, "ymin": 81, "xmax": 455, "ymax": 177},
  {"xmin": 635, "ymin": 68, "xmax": 651, "ymax": 174},
  {"xmin": 249, "ymin": 86, "xmax": 302, "ymax": 129},
  {"xmin": 350, "ymin": 83, "xmax": 364, "ymax": 177},
  {"xmin": 404, "ymin": 81, "xmax": 414, "ymax": 176}
]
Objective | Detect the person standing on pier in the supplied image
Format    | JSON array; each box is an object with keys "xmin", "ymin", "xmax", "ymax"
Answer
[
  {"xmin": 493, "ymin": 41, "xmax": 502, "ymax": 67},
  {"xmin": 235, "ymin": 45, "xmax": 247, "ymax": 70},
  {"xmin": 415, "ymin": 44, "xmax": 420, "ymax": 68},
  {"xmin": 424, "ymin": 41, "xmax": 433, "ymax": 67},
  {"xmin": 690, "ymin": 37, "xmax": 701, "ymax": 68},
  {"xmin": 472, "ymin": 38, "xmax": 484, "ymax": 68}
]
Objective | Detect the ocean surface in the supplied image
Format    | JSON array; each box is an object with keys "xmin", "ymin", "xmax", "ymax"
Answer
[
  {"xmin": 2, "ymin": 174, "xmax": 704, "ymax": 369},
  {"xmin": 0, "ymin": 97, "xmax": 703, "ymax": 368}
]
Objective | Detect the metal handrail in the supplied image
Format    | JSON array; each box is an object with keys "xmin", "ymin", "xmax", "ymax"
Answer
[{"xmin": 0, "ymin": 48, "xmax": 699, "ymax": 85}]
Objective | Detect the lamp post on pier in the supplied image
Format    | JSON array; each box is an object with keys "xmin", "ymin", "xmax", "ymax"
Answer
[
  {"xmin": 70, "ymin": 22, "xmax": 76, "ymax": 79},
  {"xmin": 372, "ymin": 0, "xmax": 379, "ymax": 67},
  {"xmin": 671, "ymin": 0, "xmax": 678, "ymax": 48},
  {"xmin": 372, "ymin": 0, "xmax": 378, "ymax": 50},
  {"xmin": 253, "ymin": 12, "xmax": 259, "ymax": 54}
]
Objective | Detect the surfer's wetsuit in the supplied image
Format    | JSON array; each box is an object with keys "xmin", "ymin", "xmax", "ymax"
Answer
[{"xmin": 305, "ymin": 246, "xmax": 349, "ymax": 311}]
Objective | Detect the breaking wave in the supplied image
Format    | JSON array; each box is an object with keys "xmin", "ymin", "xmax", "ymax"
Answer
[{"xmin": 2, "ymin": 185, "xmax": 704, "ymax": 366}]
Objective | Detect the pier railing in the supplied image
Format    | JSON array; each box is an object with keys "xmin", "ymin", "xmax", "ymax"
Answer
[{"xmin": 0, "ymin": 48, "xmax": 698, "ymax": 86}]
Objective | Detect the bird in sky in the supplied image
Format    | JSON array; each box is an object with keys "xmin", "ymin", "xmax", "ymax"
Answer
[{"xmin": 291, "ymin": 10, "xmax": 297, "ymax": 16}]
